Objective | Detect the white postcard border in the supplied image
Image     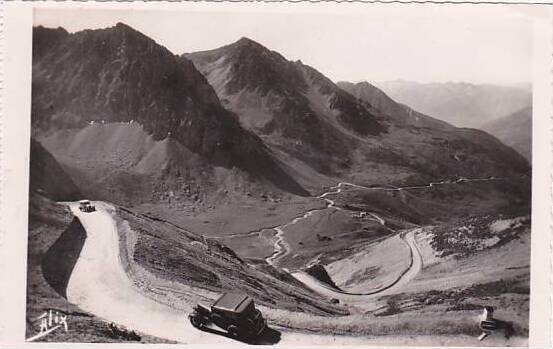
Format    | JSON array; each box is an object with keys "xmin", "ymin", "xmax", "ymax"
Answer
[{"xmin": 0, "ymin": 2, "xmax": 551, "ymax": 348}]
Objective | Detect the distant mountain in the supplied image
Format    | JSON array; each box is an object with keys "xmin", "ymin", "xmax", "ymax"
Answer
[
  {"xmin": 482, "ymin": 106, "xmax": 532, "ymax": 161},
  {"xmin": 187, "ymin": 40, "xmax": 529, "ymax": 187},
  {"xmin": 32, "ymin": 24, "xmax": 308, "ymax": 205},
  {"xmin": 373, "ymin": 80, "xmax": 532, "ymax": 128},
  {"xmin": 29, "ymin": 138, "xmax": 82, "ymax": 201}
]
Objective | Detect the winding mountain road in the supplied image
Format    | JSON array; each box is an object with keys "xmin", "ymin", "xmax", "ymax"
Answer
[
  {"xmin": 61, "ymin": 176, "xmax": 507, "ymax": 344},
  {"xmin": 63, "ymin": 202, "xmax": 426, "ymax": 344},
  {"xmin": 264, "ymin": 177, "xmax": 502, "ymax": 299},
  {"xmin": 261, "ymin": 181, "xmax": 424, "ymax": 307},
  {"xmin": 253, "ymin": 177, "xmax": 502, "ymax": 267},
  {"xmin": 335, "ymin": 177, "xmax": 504, "ymax": 192}
]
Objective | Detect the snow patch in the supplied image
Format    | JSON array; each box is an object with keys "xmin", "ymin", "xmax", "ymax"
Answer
[
  {"xmin": 479, "ymin": 236, "xmax": 501, "ymax": 249},
  {"xmin": 489, "ymin": 216, "xmax": 528, "ymax": 234}
]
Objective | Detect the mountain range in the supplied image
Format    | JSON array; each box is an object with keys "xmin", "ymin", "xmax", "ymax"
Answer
[
  {"xmin": 185, "ymin": 39, "xmax": 529, "ymax": 185},
  {"xmin": 373, "ymin": 80, "xmax": 532, "ymax": 128},
  {"xmin": 31, "ymin": 23, "xmax": 530, "ymax": 208}
]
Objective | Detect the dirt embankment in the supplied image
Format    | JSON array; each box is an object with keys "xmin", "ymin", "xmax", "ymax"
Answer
[
  {"xmin": 305, "ymin": 264, "xmax": 341, "ymax": 290},
  {"xmin": 41, "ymin": 218, "xmax": 86, "ymax": 298}
]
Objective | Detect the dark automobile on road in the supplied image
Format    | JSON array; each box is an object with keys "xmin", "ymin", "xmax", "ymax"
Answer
[
  {"xmin": 78, "ymin": 200, "xmax": 96, "ymax": 212},
  {"xmin": 189, "ymin": 293, "xmax": 267, "ymax": 339}
]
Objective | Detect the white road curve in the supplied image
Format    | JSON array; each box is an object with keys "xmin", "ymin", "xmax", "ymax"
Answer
[
  {"xmin": 66, "ymin": 202, "xmax": 236, "ymax": 344},
  {"xmin": 291, "ymin": 229, "xmax": 423, "ymax": 307}
]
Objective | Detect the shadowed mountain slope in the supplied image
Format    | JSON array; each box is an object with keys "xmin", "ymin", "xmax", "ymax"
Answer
[
  {"xmin": 483, "ymin": 106, "xmax": 532, "ymax": 161},
  {"xmin": 30, "ymin": 138, "xmax": 82, "ymax": 201}
]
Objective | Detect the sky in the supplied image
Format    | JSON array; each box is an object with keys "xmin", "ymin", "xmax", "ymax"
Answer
[{"xmin": 34, "ymin": 4, "xmax": 533, "ymax": 85}]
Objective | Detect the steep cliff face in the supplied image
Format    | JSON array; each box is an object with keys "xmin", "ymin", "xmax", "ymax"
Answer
[{"xmin": 32, "ymin": 25, "xmax": 308, "ymax": 202}]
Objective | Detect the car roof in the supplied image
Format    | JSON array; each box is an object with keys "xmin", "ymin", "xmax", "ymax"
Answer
[{"xmin": 212, "ymin": 293, "xmax": 253, "ymax": 313}]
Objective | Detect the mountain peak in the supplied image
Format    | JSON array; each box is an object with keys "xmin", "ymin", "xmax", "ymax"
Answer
[
  {"xmin": 34, "ymin": 25, "xmax": 69, "ymax": 36},
  {"xmin": 235, "ymin": 36, "xmax": 262, "ymax": 46},
  {"xmin": 33, "ymin": 26, "xmax": 70, "ymax": 58},
  {"xmin": 231, "ymin": 36, "xmax": 271, "ymax": 54},
  {"xmin": 107, "ymin": 22, "xmax": 153, "ymax": 42},
  {"xmin": 354, "ymin": 81, "xmax": 376, "ymax": 89},
  {"xmin": 113, "ymin": 22, "xmax": 137, "ymax": 32}
]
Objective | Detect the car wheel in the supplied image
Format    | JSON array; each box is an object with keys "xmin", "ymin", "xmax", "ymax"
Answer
[
  {"xmin": 190, "ymin": 316, "xmax": 203, "ymax": 329},
  {"xmin": 227, "ymin": 325, "xmax": 239, "ymax": 338}
]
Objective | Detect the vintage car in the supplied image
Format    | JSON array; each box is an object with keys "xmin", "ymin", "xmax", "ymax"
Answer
[
  {"xmin": 189, "ymin": 293, "xmax": 266, "ymax": 339},
  {"xmin": 78, "ymin": 200, "xmax": 96, "ymax": 212}
]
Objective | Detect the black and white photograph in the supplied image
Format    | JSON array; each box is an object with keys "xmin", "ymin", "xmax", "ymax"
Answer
[{"xmin": 0, "ymin": 2, "xmax": 547, "ymax": 347}]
